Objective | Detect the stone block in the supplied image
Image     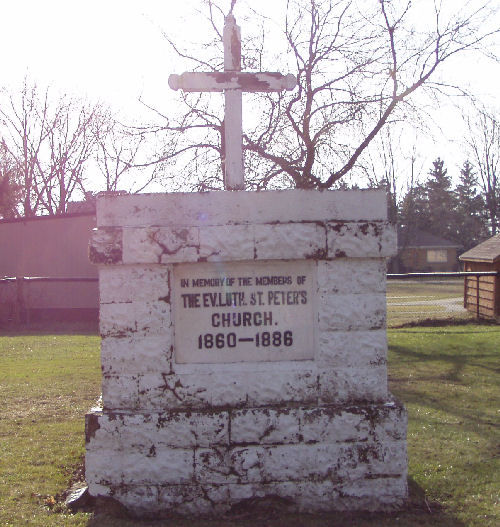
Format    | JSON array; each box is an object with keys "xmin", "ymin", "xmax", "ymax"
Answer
[
  {"xmin": 99, "ymin": 266, "xmax": 170, "ymax": 303},
  {"xmin": 101, "ymin": 374, "xmax": 139, "ymax": 410},
  {"xmin": 123, "ymin": 227, "xmax": 199, "ymax": 264},
  {"xmin": 327, "ymin": 221, "xmax": 397, "ymax": 258},
  {"xmin": 254, "ymin": 223, "xmax": 327, "ymax": 260},
  {"xmin": 277, "ymin": 480, "xmax": 339, "ymax": 512},
  {"xmin": 89, "ymin": 227, "xmax": 122, "ymax": 264},
  {"xmin": 300, "ymin": 407, "xmax": 371, "ymax": 443},
  {"xmin": 261, "ymin": 443, "xmax": 342, "ymax": 482},
  {"xmin": 137, "ymin": 369, "xmax": 319, "ymax": 410},
  {"xmin": 317, "ymin": 330, "xmax": 387, "ymax": 368},
  {"xmin": 97, "ymin": 190, "xmax": 388, "ymax": 227},
  {"xmin": 195, "ymin": 447, "xmax": 258, "ymax": 484},
  {"xmin": 111, "ymin": 485, "xmax": 159, "ymax": 516},
  {"xmin": 224, "ymin": 480, "xmax": 340, "ymax": 513},
  {"xmin": 155, "ymin": 411, "xmax": 230, "ymax": 448},
  {"xmin": 230, "ymin": 407, "xmax": 301, "ymax": 445},
  {"xmin": 137, "ymin": 372, "xmax": 214, "ymax": 410},
  {"xmin": 318, "ymin": 365, "xmax": 388, "ymax": 403},
  {"xmin": 199, "ymin": 224, "xmax": 254, "ymax": 261},
  {"xmin": 157, "ymin": 484, "xmax": 229, "ymax": 515},
  {"xmin": 85, "ymin": 396, "xmax": 408, "ymax": 513},
  {"xmin": 244, "ymin": 369, "xmax": 318, "ymax": 407},
  {"xmin": 373, "ymin": 401, "xmax": 408, "ymax": 440},
  {"xmin": 334, "ymin": 476, "xmax": 407, "ymax": 511},
  {"xmin": 317, "ymin": 258, "xmax": 386, "ymax": 293},
  {"xmin": 100, "ymin": 335, "xmax": 172, "ymax": 375},
  {"xmin": 365, "ymin": 440, "xmax": 408, "ymax": 476},
  {"xmin": 85, "ymin": 448, "xmax": 194, "ymax": 485},
  {"xmin": 99, "ymin": 300, "xmax": 171, "ymax": 338},
  {"xmin": 342, "ymin": 475, "xmax": 408, "ymax": 499},
  {"xmin": 318, "ymin": 293, "xmax": 386, "ymax": 331},
  {"xmin": 86, "ymin": 410, "xmax": 229, "ymax": 451},
  {"xmin": 85, "ymin": 482, "xmax": 111, "ymax": 499}
]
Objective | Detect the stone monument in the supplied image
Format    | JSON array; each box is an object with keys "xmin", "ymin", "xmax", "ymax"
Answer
[{"xmin": 85, "ymin": 13, "xmax": 407, "ymax": 517}]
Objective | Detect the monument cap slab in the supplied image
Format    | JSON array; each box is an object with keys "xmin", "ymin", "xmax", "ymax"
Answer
[{"xmin": 96, "ymin": 189, "xmax": 388, "ymax": 227}]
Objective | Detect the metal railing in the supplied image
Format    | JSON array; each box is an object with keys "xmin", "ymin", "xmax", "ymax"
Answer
[
  {"xmin": 1, "ymin": 272, "xmax": 498, "ymax": 327},
  {"xmin": 0, "ymin": 276, "xmax": 98, "ymax": 324},
  {"xmin": 386, "ymin": 271, "xmax": 499, "ymax": 326}
]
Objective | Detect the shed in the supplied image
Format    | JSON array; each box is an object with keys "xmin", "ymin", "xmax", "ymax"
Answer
[
  {"xmin": 459, "ymin": 233, "xmax": 500, "ymax": 319},
  {"xmin": 0, "ymin": 210, "xmax": 98, "ymax": 323}
]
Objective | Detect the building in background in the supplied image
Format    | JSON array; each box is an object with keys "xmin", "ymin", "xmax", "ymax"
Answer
[
  {"xmin": 392, "ymin": 228, "xmax": 461, "ymax": 273},
  {"xmin": 0, "ymin": 209, "xmax": 97, "ymax": 323}
]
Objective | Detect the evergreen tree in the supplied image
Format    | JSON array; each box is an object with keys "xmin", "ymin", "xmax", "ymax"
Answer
[
  {"xmin": 423, "ymin": 158, "xmax": 458, "ymax": 241},
  {"xmin": 399, "ymin": 158, "xmax": 460, "ymax": 245},
  {"xmin": 455, "ymin": 161, "xmax": 488, "ymax": 250},
  {"xmin": 399, "ymin": 182, "xmax": 428, "ymax": 235}
]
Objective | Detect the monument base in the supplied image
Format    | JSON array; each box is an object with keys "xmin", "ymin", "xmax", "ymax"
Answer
[
  {"xmin": 85, "ymin": 399, "xmax": 407, "ymax": 516},
  {"xmin": 85, "ymin": 189, "xmax": 407, "ymax": 516}
]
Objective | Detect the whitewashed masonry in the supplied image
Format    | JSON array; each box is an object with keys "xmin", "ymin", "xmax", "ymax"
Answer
[{"xmin": 85, "ymin": 189, "xmax": 407, "ymax": 516}]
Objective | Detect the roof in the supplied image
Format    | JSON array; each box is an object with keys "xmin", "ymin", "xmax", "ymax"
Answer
[
  {"xmin": 398, "ymin": 228, "xmax": 461, "ymax": 249},
  {"xmin": 459, "ymin": 233, "xmax": 500, "ymax": 263},
  {"xmin": 0, "ymin": 211, "xmax": 95, "ymax": 225},
  {"xmin": 66, "ymin": 200, "xmax": 96, "ymax": 214}
]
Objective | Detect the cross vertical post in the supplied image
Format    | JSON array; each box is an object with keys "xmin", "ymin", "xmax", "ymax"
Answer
[
  {"xmin": 169, "ymin": 14, "xmax": 297, "ymax": 191},
  {"xmin": 223, "ymin": 15, "xmax": 244, "ymax": 190}
]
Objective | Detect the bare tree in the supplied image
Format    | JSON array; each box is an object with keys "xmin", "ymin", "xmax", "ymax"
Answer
[
  {"xmin": 92, "ymin": 117, "xmax": 161, "ymax": 194},
  {"xmin": 0, "ymin": 80, "xmax": 106, "ymax": 216},
  {"xmin": 147, "ymin": 0, "xmax": 499, "ymax": 190},
  {"xmin": 465, "ymin": 106, "xmax": 500, "ymax": 234}
]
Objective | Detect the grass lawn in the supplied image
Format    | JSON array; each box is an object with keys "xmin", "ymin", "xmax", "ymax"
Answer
[{"xmin": 0, "ymin": 322, "xmax": 498, "ymax": 526}]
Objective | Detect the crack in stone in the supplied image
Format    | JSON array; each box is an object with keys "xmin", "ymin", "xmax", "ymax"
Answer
[
  {"xmin": 198, "ymin": 250, "xmax": 220, "ymax": 263},
  {"xmin": 259, "ymin": 425, "xmax": 276, "ymax": 443},
  {"xmin": 199, "ymin": 485, "xmax": 217, "ymax": 509},
  {"xmin": 159, "ymin": 373, "xmax": 185, "ymax": 402},
  {"xmin": 148, "ymin": 229, "xmax": 199, "ymax": 263}
]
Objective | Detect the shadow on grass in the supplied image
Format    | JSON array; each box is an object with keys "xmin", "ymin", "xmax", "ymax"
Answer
[
  {"xmin": 78, "ymin": 478, "xmax": 464, "ymax": 527},
  {"xmin": 390, "ymin": 343, "xmax": 498, "ymax": 419},
  {"xmin": 391, "ymin": 316, "xmax": 499, "ymax": 330},
  {"xmin": 389, "ymin": 341, "xmax": 499, "ymax": 381}
]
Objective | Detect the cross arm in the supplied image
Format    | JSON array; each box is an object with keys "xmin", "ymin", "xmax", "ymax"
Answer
[{"xmin": 169, "ymin": 72, "xmax": 297, "ymax": 92}]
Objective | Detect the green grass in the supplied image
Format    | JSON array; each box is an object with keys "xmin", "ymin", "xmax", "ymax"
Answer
[
  {"xmin": 0, "ymin": 324, "xmax": 101, "ymax": 527},
  {"xmin": 0, "ymin": 322, "xmax": 498, "ymax": 526},
  {"xmin": 387, "ymin": 326, "xmax": 500, "ymax": 527}
]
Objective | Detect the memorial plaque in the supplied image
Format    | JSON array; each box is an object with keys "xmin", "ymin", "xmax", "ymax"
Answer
[{"xmin": 173, "ymin": 260, "xmax": 316, "ymax": 363}]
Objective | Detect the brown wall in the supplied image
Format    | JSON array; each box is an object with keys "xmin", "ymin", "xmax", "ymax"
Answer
[
  {"xmin": 0, "ymin": 214, "xmax": 98, "ymax": 320},
  {"xmin": 0, "ymin": 214, "xmax": 96, "ymax": 277}
]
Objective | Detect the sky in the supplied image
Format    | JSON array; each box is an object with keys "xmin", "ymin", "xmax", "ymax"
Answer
[
  {"xmin": 1, "ymin": 0, "xmax": 500, "ymax": 191},
  {"xmin": 1, "ymin": 0, "xmax": 287, "ymax": 119}
]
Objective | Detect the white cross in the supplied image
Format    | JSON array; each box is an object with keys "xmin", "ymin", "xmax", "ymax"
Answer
[{"xmin": 169, "ymin": 14, "xmax": 296, "ymax": 190}]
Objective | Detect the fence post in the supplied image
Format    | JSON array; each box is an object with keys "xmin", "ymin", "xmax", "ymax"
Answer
[
  {"xmin": 476, "ymin": 275, "xmax": 480, "ymax": 319},
  {"xmin": 15, "ymin": 277, "xmax": 27, "ymax": 324},
  {"xmin": 463, "ymin": 276, "xmax": 467, "ymax": 309}
]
